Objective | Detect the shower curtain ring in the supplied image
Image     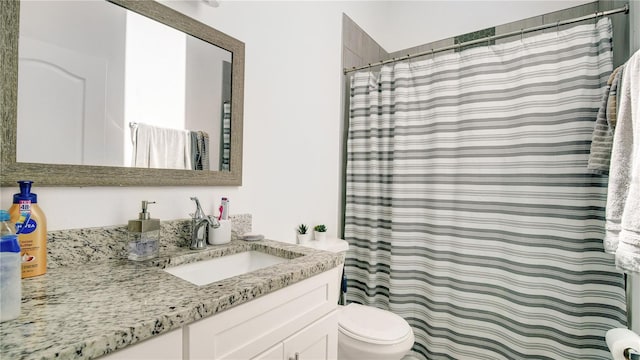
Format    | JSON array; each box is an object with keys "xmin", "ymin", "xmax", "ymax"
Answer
[
  {"xmin": 431, "ymin": 49, "xmax": 435, "ymax": 61},
  {"xmin": 556, "ymin": 21, "xmax": 560, "ymax": 36},
  {"xmin": 520, "ymin": 29, "xmax": 523, "ymax": 42}
]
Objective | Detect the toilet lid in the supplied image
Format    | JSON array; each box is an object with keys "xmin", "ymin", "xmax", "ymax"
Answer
[{"xmin": 338, "ymin": 303, "xmax": 412, "ymax": 345}]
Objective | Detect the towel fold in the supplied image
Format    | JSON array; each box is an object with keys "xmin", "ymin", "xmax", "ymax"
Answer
[
  {"xmin": 190, "ymin": 131, "xmax": 210, "ymax": 171},
  {"xmin": 605, "ymin": 49, "xmax": 640, "ymax": 273},
  {"xmin": 607, "ymin": 68, "xmax": 624, "ymax": 129},
  {"xmin": 199, "ymin": 131, "xmax": 210, "ymax": 171},
  {"xmin": 132, "ymin": 123, "xmax": 192, "ymax": 170},
  {"xmin": 190, "ymin": 131, "xmax": 199, "ymax": 170},
  {"xmin": 588, "ymin": 65, "xmax": 623, "ymax": 174}
]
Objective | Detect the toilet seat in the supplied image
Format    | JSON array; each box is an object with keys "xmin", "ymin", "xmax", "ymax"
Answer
[{"xmin": 338, "ymin": 303, "xmax": 412, "ymax": 345}]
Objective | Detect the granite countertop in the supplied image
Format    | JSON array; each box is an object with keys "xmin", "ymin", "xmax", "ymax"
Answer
[{"xmin": 0, "ymin": 239, "xmax": 344, "ymax": 360}]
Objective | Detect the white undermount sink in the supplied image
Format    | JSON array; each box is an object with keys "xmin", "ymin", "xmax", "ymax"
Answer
[{"xmin": 164, "ymin": 251, "xmax": 290, "ymax": 286}]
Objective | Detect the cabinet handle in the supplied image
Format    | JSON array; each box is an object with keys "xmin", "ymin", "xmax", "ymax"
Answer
[{"xmin": 289, "ymin": 352, "xmax": 300, "ymax": 360}]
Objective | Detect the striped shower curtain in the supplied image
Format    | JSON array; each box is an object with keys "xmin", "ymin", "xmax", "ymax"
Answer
[{"xmin": 344, "ymin": 19, "xmax": 626, "ymax": 360}]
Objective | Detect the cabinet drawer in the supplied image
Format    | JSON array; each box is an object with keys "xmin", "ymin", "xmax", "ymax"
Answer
[{"xmin": 186, "ymin": 266, "xmax": 340, "ymax": 359}]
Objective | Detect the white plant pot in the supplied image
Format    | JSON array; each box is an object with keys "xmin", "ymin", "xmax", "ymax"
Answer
[
  {"xmin": 314, "ymin": 231, "xmax": 327, "ymax": 242},
  {"xmin": 297, "ymin": 233, "xmax": 311, "ymax": 244}
]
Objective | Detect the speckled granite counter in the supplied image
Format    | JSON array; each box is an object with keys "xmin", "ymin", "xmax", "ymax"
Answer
[{"xmin": 0, "ymin": 238, "xmax": 344, "ymax": 359}]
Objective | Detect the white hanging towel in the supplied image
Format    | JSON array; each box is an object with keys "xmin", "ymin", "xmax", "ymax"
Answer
[
  {"xmin": 132, "ymin": 122, "xmax": 192, "ymax": 170},
  {"xmin": 605, "ymin": 49, "xmax": 640, "ymax": 273}
]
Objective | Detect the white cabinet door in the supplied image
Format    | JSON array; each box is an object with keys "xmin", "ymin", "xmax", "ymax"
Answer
[
  {"xmin": 100, "ymin": 328, "xmax": 183, "ymax": 359},
  {"xmin": 186, "ymin": 267, "xmax": 340, "ymax": 360},
  {"xmin": 283, "ymin": 310, "xmax": 338, "ymax": 360},
  {"xmin": 252, "ymin": 310, "xmax": 338, "ymax": 360}
]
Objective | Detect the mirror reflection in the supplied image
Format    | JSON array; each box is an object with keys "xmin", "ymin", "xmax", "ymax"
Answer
[{"xmin": 17, "ymin": 0, "xmax": 232, "ymax": 171}]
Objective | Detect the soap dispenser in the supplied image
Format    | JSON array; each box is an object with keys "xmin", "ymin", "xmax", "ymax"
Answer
[{"xmin": 127, "ymin": 201, "xmax": 160, "ymax": 261}]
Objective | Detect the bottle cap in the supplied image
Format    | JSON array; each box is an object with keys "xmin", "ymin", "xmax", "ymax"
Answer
[
  {"xmin": 13, "ymin": 180, "xmax": 37, "ymax": 203},
  {"xmin": 0, "ymin": 210, "xmax": 9, "ymax": 222},
  {"xmin": 0, "ymin": 235, "xmax": 20, "ymax": 253}
]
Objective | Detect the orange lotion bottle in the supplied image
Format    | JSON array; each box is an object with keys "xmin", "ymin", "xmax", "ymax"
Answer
[{"xmin": 9, "ymin": 180, "xmax": 47, "ymax": 278}]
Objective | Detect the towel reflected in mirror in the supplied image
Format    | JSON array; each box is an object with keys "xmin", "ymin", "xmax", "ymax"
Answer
[{"xmin": 131, "ymin": 122, "xmax": 209, "ymax": 170}]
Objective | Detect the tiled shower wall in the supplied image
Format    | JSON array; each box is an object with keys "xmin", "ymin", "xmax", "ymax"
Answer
[{"xmin": 342, "ymin": 14, "xmax": 389, "ymax": 72}]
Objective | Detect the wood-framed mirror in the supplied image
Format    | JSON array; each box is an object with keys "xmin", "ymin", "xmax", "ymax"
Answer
[{"xmin": 0, "ymin": 0, "xmax": 244, "ymax": 186}]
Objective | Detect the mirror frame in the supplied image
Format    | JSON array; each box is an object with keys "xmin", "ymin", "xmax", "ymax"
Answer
[{"xmin": 0, "ymin": 0, "xmax": 244, "ymax": 186}]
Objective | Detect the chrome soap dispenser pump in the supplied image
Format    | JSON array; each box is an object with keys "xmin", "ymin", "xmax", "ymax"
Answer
[{"xmin": 127, "ymin": 200, "xmax": 160, "ymax": 261}]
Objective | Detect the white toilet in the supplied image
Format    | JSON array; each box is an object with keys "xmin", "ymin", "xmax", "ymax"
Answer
[
  {"xmin": 338, "ymin": 302, "xmax": 415, "ymax": 360},
  {"xmin": 300, "ymin": 238, "xmax": 415, "ymax": 360}
]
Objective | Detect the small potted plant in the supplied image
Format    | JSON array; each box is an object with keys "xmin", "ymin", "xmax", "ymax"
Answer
[
  {"xmin": 314, "ymin": 224, "xmax": 327, "ymax": 242},
  {"xmin": 296, "ymin": 224, "xmax": 311, "ymax": 243}
]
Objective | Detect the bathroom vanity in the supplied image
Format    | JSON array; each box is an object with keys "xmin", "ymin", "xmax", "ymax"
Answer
[
  {"xmin": 0, "ymin": 238, "xmax": 344, "ymax": 359},
  {"xmin": 103, "ymin": 266, "xmax": 340, "ymax": 360}
]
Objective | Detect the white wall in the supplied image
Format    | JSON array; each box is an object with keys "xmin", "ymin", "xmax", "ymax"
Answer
[{"xmin": 0, "ymin": 0, "xmax": 604, "ymax": 244}]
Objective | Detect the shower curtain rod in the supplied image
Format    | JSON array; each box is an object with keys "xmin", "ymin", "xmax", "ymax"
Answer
[{"xmin": 343, "ymin": 4, "xmax": 629, "ymax": 74}]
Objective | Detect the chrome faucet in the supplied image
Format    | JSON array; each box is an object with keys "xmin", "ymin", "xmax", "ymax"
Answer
[{"xmin": 189, "ymin": 197, "xmax": 219, "ymax": 250}]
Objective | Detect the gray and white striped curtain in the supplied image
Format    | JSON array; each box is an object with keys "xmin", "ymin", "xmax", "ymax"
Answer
[{"xmin": 345, "ymin": 18, "xmax": 626, "ymax": 360}]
